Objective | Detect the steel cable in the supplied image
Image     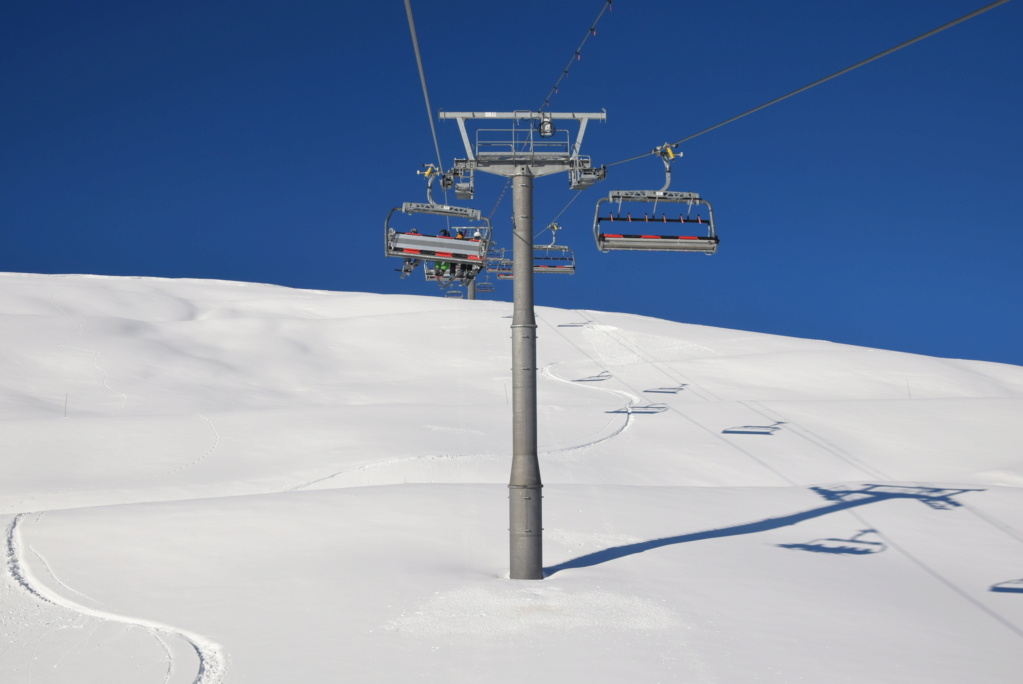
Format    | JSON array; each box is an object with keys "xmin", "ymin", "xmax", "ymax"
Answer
[
  {"xmin": 605, "ymin": 0, "xmax": 1015, "ymax": 168},
  {"xmin": 404, "ymin": 0, "xmax": 446, "ymax": 175},
  {"xmin": 539, "ymin": 0, "xmax": 614, "ymax": 112}
]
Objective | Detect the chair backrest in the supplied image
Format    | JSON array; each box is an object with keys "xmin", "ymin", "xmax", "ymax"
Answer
[{"xmin": 387, "ymin": 231, "xmax": 488, "ymax": 265}]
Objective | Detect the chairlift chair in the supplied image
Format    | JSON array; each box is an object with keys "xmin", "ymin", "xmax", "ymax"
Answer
[
  {"xmin": 475, "ymin": 274, "xmax": 496, "ymax": 293},
  {"xmin": 492, "ymin": 259, "xmax": 516, "ymax": 280},
  {"xmin": 485, "ymin": 247, "xmax": 516, "ymax": 280},
  {"xmin": 486, "ymin": 225, "xmax": 577, "ymax": 279},
  {"xmin": 593, "ymin": 144, "xmax": 718, "ymax": 255},
  {"xmin": 385, "ymin": 164, "xmax": 493, "ymax": 273},
  {"xmin": 490, "ymin": 254, "xmax": 572, "ymax": 278},
  {"xmin": 386, "ymin": 209, "xmax": 492, "ymax": 266},
  {"xmin": 533, "ymin": 244, "xmax": 576, "ymax": 273},
  {"xmin": 533, "ymin": 222, "xmax": 576, "ymax": 274}
]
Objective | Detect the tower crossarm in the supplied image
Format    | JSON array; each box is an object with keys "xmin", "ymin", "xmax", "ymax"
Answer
[{"xmin": 438, "ymin": 111, "xmax": 606, "ymax": 165}]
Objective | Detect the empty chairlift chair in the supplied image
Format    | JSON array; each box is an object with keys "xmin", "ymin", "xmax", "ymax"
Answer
[
  {"xmin": 533, "ymin": 243, "xmax": 576, "ymax": 273},
  {"xmin": 593, "ymin": 190, "xmax": 718, "ymax": 254},
  {"xmin": 486, "ymin": 224, "xmax": 577, "ymax": 280},
  {"xmin": 592, "ymin": 142, "xmax": 719, "ymax": 255},
  {"xmin": 485, "ymin": 247, "xmax": 515, "ymax": 281},
  {"xmin": 533, "ymin": 222, "xmax": 576, "ymax": 274},
  {"xmin": 491, "ymin": 258, "xmax": 516, "ymax": 281}
]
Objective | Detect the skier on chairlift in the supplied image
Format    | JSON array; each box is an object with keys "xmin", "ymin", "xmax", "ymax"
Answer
[
  {"xmin": 400, "ymin": 257, "xmax": 421, "ymax": 278},
  {"xmin": 454, "ymin": 230, "xmax": 470, "ymax": 279}
]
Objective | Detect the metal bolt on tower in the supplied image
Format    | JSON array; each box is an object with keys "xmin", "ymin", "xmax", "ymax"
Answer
[{"xmin": 438, "ymin": 110, "xmax": 606, "ymax": 579}]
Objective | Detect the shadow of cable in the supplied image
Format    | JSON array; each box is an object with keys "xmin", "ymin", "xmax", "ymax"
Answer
[{"xmin": 544, "ymin": 484, "xmax": 980, "ymax": 576}]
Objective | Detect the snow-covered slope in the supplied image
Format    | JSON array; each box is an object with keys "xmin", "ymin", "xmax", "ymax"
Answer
[{"xmin": 2, "ymin": 272, "xmax": 1022, "ymax": 683}]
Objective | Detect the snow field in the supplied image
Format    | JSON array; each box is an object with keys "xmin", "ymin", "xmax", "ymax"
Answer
[{"xmin": 1, "ymin": 272, "xmax": 1022, "ymax": 683}]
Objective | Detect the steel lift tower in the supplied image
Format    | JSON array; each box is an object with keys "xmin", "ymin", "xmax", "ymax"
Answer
[{"xmin": 438, "ymin": 110, "xmax": 606, "ymax": 579}]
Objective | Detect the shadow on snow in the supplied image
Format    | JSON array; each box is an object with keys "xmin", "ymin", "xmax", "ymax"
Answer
[
  {"xmin": 723, "ymin": 421, "xmax": 785, "ymax": 435},
  {"xmin": 645, "ymin": 384, "xmax": 688, "ymax": 394},
  {"xmin": 778, "ymin": 528, "xmax": 886, "ymax": 555},
  {"xmin": 991, "ymin": 579, "xmax": 1023, "ymax": 593},
  {"xmin": 544, "ymin": 484, "xmax": 980, "ymax": 576}
]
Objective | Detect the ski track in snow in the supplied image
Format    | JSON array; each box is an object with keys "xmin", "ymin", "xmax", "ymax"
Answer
[
  {"xmin": 539, "ymin": 362, "xmax": 637, "ymax": 454},
  {"xmin": 550, "ymin": 307, "xmax": 1023, "ymax": 625},
  {"xmin": 543, "ymin": 312, "xmax": 799, "ymax": 484},
  {"xmin": 289, "ymin": 313, "xmax": 648, "ymax": 490},
  {"xmin": 572, "ymin": 310, "xmax": 721, "ymax": 402},
  {"xmin": 50, "ymin": 295, "xmax": 128, "ymax": 414},
  {"xmin": 29, "ymin": 541, "xmax": 103, "ymax": 606},
  {"xmin": 3, "ymin": 412, "xmax": 222, "ymax": 516},
  {"xmin": 14, "ymin": 284, "xmax": 1022, "ymax": 680},
  {"xmin": 170, "ymin": 414, "xmax": 220, "ymax": 476},
  {"xmin": 3, "ymin": 513, "xmax": 227, "ymax": 684},
  {"xmin": 290, "ymin": 308, "xmax": 727, "ymax": 493},
  {"xmin": 288, "ymin": 329, "xmax": 644, "ymax": 491},
  {"xmin": 286, "ymin": 452, "xmax": 502, "ymax": 491}
]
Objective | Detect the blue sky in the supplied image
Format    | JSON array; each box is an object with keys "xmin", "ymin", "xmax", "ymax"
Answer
[{"xmin": 4, "ymin": 1, "xmax": 1021, "ymax": 365}]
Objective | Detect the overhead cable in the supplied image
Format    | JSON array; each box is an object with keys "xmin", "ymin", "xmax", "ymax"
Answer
[
  {"xmin": 606, "ymin": 0, "xmax": 1015, "ymax": 168},
  {"xmin": 543, "ymin": 189, "xmax": 587, "ymax": 233},
  {"xmin": 488, "ymin": 179, "xmax": 512, "ymax": 220},
  {"xmin": 404, "ymin": 0, "xmax": 445, "ymax": 175},
  {"xmin": 539, "ymin": 0, "xmax": 614, "ymax": 112}
]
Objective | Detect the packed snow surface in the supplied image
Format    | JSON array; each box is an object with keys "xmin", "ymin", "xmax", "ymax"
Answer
[{"xmin": 2, "ymin": 272, "xmax": 1022, "ymax": 683}]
